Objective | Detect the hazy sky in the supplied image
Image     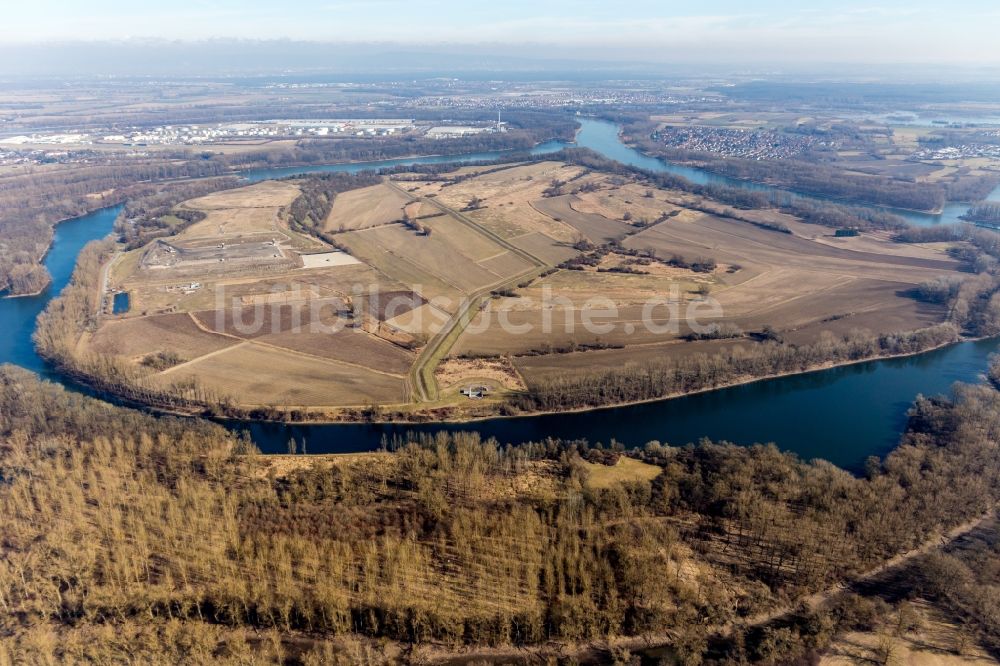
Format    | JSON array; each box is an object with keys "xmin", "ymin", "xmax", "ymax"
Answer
[{"xmin": 5, "ymin": 0, "xmax": 1000, "ymax": 64}]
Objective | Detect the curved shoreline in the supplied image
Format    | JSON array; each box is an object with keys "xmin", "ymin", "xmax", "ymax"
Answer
[
  {"xmin": 17, "ymin": 120, "xmax": 1000, "ymax": 466},
  {"xmin": 51, "ymin": 333, "xmax": 979, "ymax": 429},
  {"xmin": 0, "ymin": 205, "xmax": 118, "ymax": 299},
  {"xmin": 609, "ymin": 124, "xmax": 990, "ymax": 220}
]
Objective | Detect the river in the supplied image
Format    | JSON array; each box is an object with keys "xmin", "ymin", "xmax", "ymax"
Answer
[
  {"xmin": 0, "ymin": 205, "xmax": 122, "ymax": 378},
  {"xmin": 571, "ymin": 118, "xmax": 1000, "ymax": 227},
  {"xmin": 1, "ymin": 119, "xmax": 997, "ymax": 471}
]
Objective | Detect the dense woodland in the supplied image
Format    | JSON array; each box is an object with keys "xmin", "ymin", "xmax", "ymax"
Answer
[
  {"xmin": 0, "ymin": 351, "xmax": 999, "ymax": 663},
  {"xmin": 963, "ymin": 202, "xmax": 1000, "ymax": 225}
]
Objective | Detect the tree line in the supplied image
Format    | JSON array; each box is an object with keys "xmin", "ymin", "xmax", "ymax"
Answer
[
  {"xmin": 114, "ymin": 177, "xmax": 242, "ymax": 250},
  {"xmin": 962, "ymin": 202, "xmax": 1000, "ymax": 224},
  {"xmin": 623, "ymin": 118, "xmax": 1000, "ymax": 213},
  {"xmin": 513, "ymin": 325, "xmax": 959, "ymax": 412},
  {"xmin": 2, "ymin": 350, "xmax": 1000, "ymax": 662},
  {"xmin": 0, "ymin": 159, "xmax": 230, "ymax": 295},
  {"xmin": 283, "ymin": 172, "xmax": 383, "ymax": 242}
]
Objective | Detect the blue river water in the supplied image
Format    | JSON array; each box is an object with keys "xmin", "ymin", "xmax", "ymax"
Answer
[
  {"xmin": 0, "ymin": 205, "xmax": 122, "ymax": 377},
  {"xmin": 571, "ymin": 119, "xmax": 1000, "ymax": 227},
  {"xmin": 0, "ymin": 119, "xmax": 997, "ymax": 470}
]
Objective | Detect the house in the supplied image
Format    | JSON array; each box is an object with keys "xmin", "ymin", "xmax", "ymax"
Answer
[{"xmin": 459, "ymin": 385, "xmax": 491, "ymax": 400}]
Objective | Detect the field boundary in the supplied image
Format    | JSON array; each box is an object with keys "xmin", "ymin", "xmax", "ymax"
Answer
[{"xmin": 383, "ymin": 179, "xmax": 550, "ymax": 402}]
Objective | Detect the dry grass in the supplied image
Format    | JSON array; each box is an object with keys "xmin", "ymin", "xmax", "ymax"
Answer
[
  {"xmin": 258, "ymin": 328, "xmax": 415, "ymax": 375},
  {"xmin": 582, "ymin": 456, "xmax": 663, "ymax": 489},
  {"xmin": 87, "ymin": 313, "xmax": 237, "ymax": 362},
  {"xmin": 253, "ymin": 451, "xmax": 396, "ymax": 479},
  {"xmin": 452, "ymin": 268, "xmax": 716, "ymax": 356},
  {"xmin": 383, "ymin": 302, "xmax": 449, "ymax": 340},
  {"xmin": 150, "ymin": 342, "xmax": 407, "ymax": 406},
  {"xmin": 324, "ymin": 182, "xmax": 409, "ymax": 232},
  {"xmin": 430, "ymin": 161, "xmax": 583, "ymax": 208},
  {"xmin": 181, "ymin": 206, "xmax": 279, "ymax": 237},
  {"xmin": 183, "ymin": 180, "xmax": 300, "ymax": 210},
  {"xmin": 531, "ymin": 195, "xmax": 633, "ymax": 243},
  {"xmin": 435, "ymin": 356, "xmax": 526, "ymax": 391},
  {"xmin": 338, "ymin": 218, "xmax": 521, "ymax": 298},
  {"xmin": 91, "ymin": 159, "xmax": 968, "ymax": 413},
  {"xmin": 507, "ymin": 231, "xmax": 580, "ymax": 265},
  {"xmin": 821, "ymin": 600, "xmax": 995, "ymax": 666}
]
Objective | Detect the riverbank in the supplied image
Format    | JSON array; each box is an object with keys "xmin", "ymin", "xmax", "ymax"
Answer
[
  {"xmin": 636, "ymin": 147, "xmax": 949, "ymax": 216},
  {"xmin": 236, "ymin": 134, "xmax": 572, "ymax": 183},
  {"xmin": 54, "ymin": 327, "xmax": 970, "ymax": 429},
  {"xmin": 0, "ymin": 279, "xmax": 51, "ymax": 299},
  {"xmin": 11, "ymin": 120, "xmax": 1000, "ymax": 467},
  {"xmin": 608, "ymin": 120, "xmax": 1000, "ymax": 224},
  {"xmin": 0, "ymin": 202, "xmax": 120, "ymax": 299}
]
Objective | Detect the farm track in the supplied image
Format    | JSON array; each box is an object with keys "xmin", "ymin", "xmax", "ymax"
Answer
[
  {"xmin": 384, "ymin": 180, "xmax": 551, "ymax": 402},
  {"xmin": 179, "ymin": 310, "xmax": 408, "ymax": 381}
]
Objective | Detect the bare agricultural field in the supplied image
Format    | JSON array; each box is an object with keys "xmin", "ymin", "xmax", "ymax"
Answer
[
  {"xmin": 624, "ymin": 212, "xmax": 959, "ymax": 280},
  {"xmin": 192, "ymin": 300, "xmax": 353, "ymax": 340},
  {"xmin": 570, "ymin": 188, "xmax": 684, "ymax": 223},
  {"xmin": 507, "ymin": 231, "xmax": 580, "ymax": 265},
  {"xmin": 86, "ymin": 313, "xmax": 238, "ymax": 362},
  {"xmin": 338, "ymin": 221, "xmax": 521, "ymax": 297},
  {"xmin": 530, "ymin": 195, "xmax": 633, "ymax": 244},
  {"xmin": 802, "ymin": 227, "xmax": 961, "ymax": 261},
  {"xmin": 478, "ymin": 250, "xmax": 536, "ymax": 278},
  {"xmin": 327, "ymin": 228, "xmax": 460, "ymax": 304},
  {"xmin": 430, "ymin": 161, "xmax": 584, "ymax": 210},
  {"xmin": 323, "ymin": 182, "xmax": 409, "ymax": 232},
  {"xmin": 182, "ymin": 180, "xmax": 300, "ymax": 211},
  {"xmin": 384, "ymin": 302, "xmax": 449, "ymax": 340},
  {"xmin": 286, "ymin": 263, "xmax": 398, "ymax": 298},
  {"xmin": 81, "ymin": 159, "xmax": 971, "ymax": 417},
  {"xmin": 179, "ymin": 206, "xmax": 279, "ymax": 238},
  {"xmin": 453, "ymin": 180, "xmax": 963, "ymax": 364},
  {"xmin": 516, "ymin": 268, "xmax": 714, "ymax": 308},
  {"xmin": 421, "ymin": 212, "xmax": 515, "ymax": 261},
  {"xmin": 151, "ymin": 343, "xmax": 406, "ymax": 407},
  {"xmin": 257, "ymin": 328, "xmax": 414, "ymax": 375},
  {"xmin": 465, "ymin": 203, "xmax": 580, "ymax": 242},
  {"xmin": 299, "ymin": 250, "xmax": 361, "ymax": 269},
  {"xmin": 450, "ymin": 266, "xmax": 720, "ymax": 356}
]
